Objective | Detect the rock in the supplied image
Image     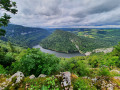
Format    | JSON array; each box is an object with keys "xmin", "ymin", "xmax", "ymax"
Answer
[
  {"xmin": 107, "ymin": 84, "xmax": 114, "ymax": 90},
  {"xmin": 29, "ymin": 75, "xmax": 35, "ymax": 79},
  {"xmin": 93, "ymin": 47, "xmax": 113, "ymax": 54},
  {"xmin": 91, "ymin": 77, "xmax": 97, "ymax": 83},
  {"xmin": 110, "ymin": 70, "xmax": 120, "ymax": 74},
  {"xmin": 60, "ymin": 72, "xmax": 71, "ymax": 87},
  {"xmin": 25, "ymin": 83, "xmax": 30, "ymax": 89},
  {"xmin": 113, "ymin": 76, "xmax": 120, "ymax": 80},
  {"xmin": 38, "ymin": 74, "xmax": 46, "ymax": 77},
  {"xmin": 0, "ymin": 71, "xmax": 24, "ymax": 89},
  {"xmin": 69, "ymin": 86, "xmax": 73, "ymax": 90},
  {"xmin": 85, "ymin": 52, "xmax": 92, "ymax": 56},
  {"xmin": 8, "ymin": 71, "xmax": 24, "ymax": 83}
]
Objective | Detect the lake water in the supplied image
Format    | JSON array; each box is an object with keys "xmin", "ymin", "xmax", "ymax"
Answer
[{"xmin": 33, "ymin": 45, "xmax": 85, "ymax": 58}]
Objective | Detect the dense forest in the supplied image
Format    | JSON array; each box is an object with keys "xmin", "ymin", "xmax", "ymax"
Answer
[
  {"xmin": 1, "ymin": 24, "xmax": 50, "ymax": 48},
  {"xmin": 47, "ymin": 28, "xmax": 120, "ymax": 46},
  {"xmin": 40, "ymin": 30, "xmax": 113, "ymax": 53},
  {"xmin": 70, "ymin": 28, "xmax": 120, "ymax": 46}
]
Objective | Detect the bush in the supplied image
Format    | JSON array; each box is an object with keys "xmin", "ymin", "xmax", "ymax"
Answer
[
  {"xmin": 73, "ymin": 78, "xmax": 96, "ymax": 90},
  {"xmin": 11, "ymin": 48, "xmax": 60, "ymax": 76},
  {"xmin": 0, "ymin": 65, "xmax": 7, "ymax": 74},
  {"xmin": 62, "ymin": 58, "xmax": 89, "ymax": 76},
  {"xmin": 0, "ymin": 50, "xmax": 15, "ymax": 67},
  {"xmin": 98, "ymin": 66, "xmax": 110, "ymax": 76}
]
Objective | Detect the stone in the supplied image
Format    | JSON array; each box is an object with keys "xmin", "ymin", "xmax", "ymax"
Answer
[
  {"xmin": 113, "ymin": 76, "xmax": 120, "ymax": 80},
  {"xmin": 25, "ymin": 83, "xmax": 30, "ymax": 89},
  {"xmin": 85, "ymin": 52, "xmax": 91, "ymax": 56},
  {"xmin": 8, "ymin": 71, "xmax": 24, "ymax": 83},
  {"xmin": 107, "ymin": 84, "xmax": 114, "ymax": 90},
  {"xmin": 110, "ymin": 70, "xmax": 120, "ymax": 74},
  {"xmin": 60, "ymin": 72, "xmax": 71, "ymax": 87},
  {"xmin": 29, "ymin": 75, "xmax": 35, "ymax": 79},
  {"xmin": 91, "ymin": 77, "xmax": 97, "ymax": 83},
  {"xmin": 38, "ymin": 74, "xmax": 46, "ymax": 77},
  {"xmin": 0, "ymin": 71, "xmax": 24, "ymax": 89}
]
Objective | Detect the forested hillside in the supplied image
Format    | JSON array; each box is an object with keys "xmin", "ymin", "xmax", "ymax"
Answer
[
  {"xmin": 70, "ymin": 28, "xmax": 120, "ymax": 46},
  {"xmin": 1, "ymin": 24, "xmax": 50, "ymax": 48},
  {"xmin": 40, "ymin": 30, "xmax": 112, "ymax": 53}
]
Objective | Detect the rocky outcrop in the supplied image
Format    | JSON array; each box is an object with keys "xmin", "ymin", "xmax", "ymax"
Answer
[
  {"xmin": 55, "ymin": 72, "xmax": 72, "ymax": 89},
  {"xmin": 8, "ymin": 71, "xmax": 24, "ymax": 84},
  {"xmin": 71, "ymin": 39, "xmax": 83, "ymax": 54},
  {"xmin": 110, "ymin": 69, "xmax": 120, "ymax": 74},
  {"xmin": 93, "ymin": 47, "xmax": 113, "ymax": 53},
  {"xmin": 0, "ymin": 71, "xmax": 24, "ymax": 90},
  {"xmin": 29, "ymin": 75, "xmax": 35, "ymax": 79},
  {"xmin": 38, "ymin": 74, "xmax": 46, "ymax": 78},
  {"xmin": 60, "ymin": 72, "xmax": 71, "ymax": 87},
  {"xmin": 91, "ymin": 76, "xmax": 120, "ymax": 90},
  {"xmin": 85, "ymin": 52, "xmax": 91, "ymax": 56},
  {"xmin": 85, "ymin": 47, "xmax": 113, "ymax": 56}
]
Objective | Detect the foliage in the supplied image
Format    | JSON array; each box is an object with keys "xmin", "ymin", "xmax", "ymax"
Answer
[
  {"xmin": 41, "ymin": 30, "xmax": 113, "ymax": 53},
  {"xmin": 113, "ymin": 42, "xmax": 120, "ymax": 56},
  {"xmin": 61, "ymin": 57, "xmax": 90, "ymax": 76},
  {"xmin": 23, "ymin": 77, "xmax": 46, "ymax": 90},
  {"xmin": 1, "ymin": 24, "xmax": 50, "ymax": 48},
  {"xmin": 73, "ymin": 78, "xmax": 96, "ymax": 90},
  {"xmin": 98, "ymin": 67, "xmax": 110, "ymax": 76},
  {"xmin": 0, "ymin": 0, "xmax": 17, "ymax": 36},
  {"xmin": 0, "ymin": 64, "xmax": 7, "ymax": 74},
  {"xmin": 8, "ymin": 41, "xmax": 15, "ymax": 52},
  {"xmin": 0, "ymin": 48, "xmax": 15, "ymax": 67},
  {"xmin": 11, "ymin": 48, "xmax": 60, "ymax": 76},
  {"xmin": 45, "ymin": 76, "xmax": 60, "ymax": 89}
]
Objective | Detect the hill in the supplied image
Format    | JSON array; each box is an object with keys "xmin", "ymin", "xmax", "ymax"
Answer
[
  {"xmin": 47, "ymin": 28, "xmax": 120, "ymax": 47},
  {"xmin": 40, "ymin": 30, "xmax": 111, "ymax": 53},
  {"xmin": 1, "ymin": 24, "xmax": 50, "ymax": 48}
]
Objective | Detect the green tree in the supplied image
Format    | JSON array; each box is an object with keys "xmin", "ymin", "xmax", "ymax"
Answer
[
  {"xmin": 63, "ymin": 58, "xmax": 89, "ymax": 76},
  {"xmin": 8, "ymin": 41, "xmax": 15, "ymax": 52},
  {"xmin": 0, "ymin": 0, "xmax": 17, "ymax": 36},
  {"xmin": 12, "ymin": 48, "xmax": 60, "ymax": 76}
]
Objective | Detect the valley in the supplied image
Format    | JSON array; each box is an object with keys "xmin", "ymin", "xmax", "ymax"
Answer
[{"xmin": 1, "ymin": 24, "xmax": 120, "ymax": 54}]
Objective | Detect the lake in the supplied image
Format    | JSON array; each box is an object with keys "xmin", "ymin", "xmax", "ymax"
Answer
[{"xmin": 33, "ymin": 45, "xmax": 85, "ymax": 58}]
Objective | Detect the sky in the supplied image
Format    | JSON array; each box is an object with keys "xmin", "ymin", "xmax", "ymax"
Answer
[{"xmin": 2, "ymin": 0, "xmax": 120, "ymax": 28}]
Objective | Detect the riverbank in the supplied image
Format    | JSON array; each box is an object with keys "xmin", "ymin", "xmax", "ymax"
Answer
[{"xmin": 33, "ymin": 45, "xmax": 85, "ymax": 58}]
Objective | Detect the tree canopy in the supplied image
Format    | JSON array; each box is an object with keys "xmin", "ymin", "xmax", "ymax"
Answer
[{"xmin": 0, "ymin": 0, "xmax": 17, "ymax": 36}]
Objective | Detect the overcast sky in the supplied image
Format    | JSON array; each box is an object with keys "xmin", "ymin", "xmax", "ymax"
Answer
[{"xmin": 4, "ymin": 0, "xmax": 120, "ymax": 28}]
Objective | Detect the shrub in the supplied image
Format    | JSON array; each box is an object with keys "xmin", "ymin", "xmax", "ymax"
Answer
[
  {"xmin": 45, "ymin": 76, "xmax": 60, "ymax": 89},
  {"xmin": 62, "ymin": 58, "xmax": 89, "ymax": 76},
  {"xmin": 11, "ymin": 48, "xmax": 60, "ymax": 76},
  {"xmin": 98, "ymin": 66, "xmax": 110, "ymax": 76},
  {"xmin": 73, "ymin": 78, "xmax": 96, "ymax": 90},
  {"xmin": 0, "ymin": 64, "xmax": 7, "ymax": 74},
  {"xmin": 0, "ymin": 50, "xmax": 15, "ymax": 67}
]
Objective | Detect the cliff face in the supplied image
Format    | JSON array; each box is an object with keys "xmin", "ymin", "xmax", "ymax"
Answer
[{"xmin": 85, "ymin": 47, "xmax": 113, "ymax": 56}]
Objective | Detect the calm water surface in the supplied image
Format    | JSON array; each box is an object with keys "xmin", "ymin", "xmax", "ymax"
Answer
[{"xmin": 33, "ymin": 45, "xmax": 85, "ymax": 58}]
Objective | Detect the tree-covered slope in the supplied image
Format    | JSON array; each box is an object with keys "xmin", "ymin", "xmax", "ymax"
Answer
[
  {"xmin": 40, "ymin": 30, "xmax": 111, "ymax": 53},
  {"xmin": 1, "ymin": 24, "xmax": 50, "ymax": 48},
  {"xmin": 47, "ymin": 28, "xmax": 120, "ymax": 47}
]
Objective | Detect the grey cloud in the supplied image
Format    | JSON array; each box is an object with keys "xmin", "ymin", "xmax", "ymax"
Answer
[
  {"xmin": 89, "ymin": 0, "xmax": 120, "ymax": 14},
  {"xmin": 9, "ymin": 0, "xmax": 120, "ymax": 28}
]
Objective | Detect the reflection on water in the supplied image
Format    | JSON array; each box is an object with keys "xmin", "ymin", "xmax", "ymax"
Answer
[{"xmin": 33, "ymin": 45, "xmax": 85, "ymax": 58}]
